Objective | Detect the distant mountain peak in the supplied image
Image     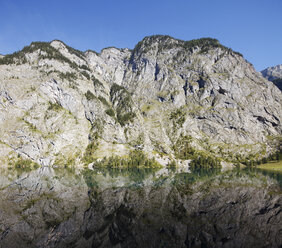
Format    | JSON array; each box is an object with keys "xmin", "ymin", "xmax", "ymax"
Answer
[
  {"xmin": 261, "ymin": 64, "xmax": 282, "ymax": 91},
  {"xmin": 261, "ymin": 64, "xmax": 282, "ymax": 80}
]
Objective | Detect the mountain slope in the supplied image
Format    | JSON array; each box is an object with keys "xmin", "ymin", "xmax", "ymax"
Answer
[{"xmin": 0, "ymin": 36, "xmax": 281, "ymax": 167}]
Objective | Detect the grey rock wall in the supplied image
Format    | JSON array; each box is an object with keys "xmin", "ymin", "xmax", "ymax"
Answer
[{"xmin": 0, "ymin": 36, "xmax": 281, "ymax": 166}]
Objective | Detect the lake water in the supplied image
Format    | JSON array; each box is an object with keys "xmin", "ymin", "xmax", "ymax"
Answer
[{"xmin": 0, "ymin": 166, "xmax": 281, "ymax": 248}]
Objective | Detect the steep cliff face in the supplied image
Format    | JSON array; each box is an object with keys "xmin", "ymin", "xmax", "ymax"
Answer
[{"xmin": 0, "ymin": 36, "xmax": 281, "ymax": 166}]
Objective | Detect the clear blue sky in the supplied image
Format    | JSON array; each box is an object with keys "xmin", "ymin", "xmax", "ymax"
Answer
[{"xmin": 0, "ymin": 0, "xmax": 281, "ymax": 71}]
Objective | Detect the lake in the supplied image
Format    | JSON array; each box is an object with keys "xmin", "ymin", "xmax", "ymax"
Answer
[{"xmin": 0, "ymin": 166, "xmax": 281, "ymax": 248}]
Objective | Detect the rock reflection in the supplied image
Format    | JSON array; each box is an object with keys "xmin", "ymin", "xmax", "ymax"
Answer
[{"xmin": 0, "ymin": 166, "xmax": 281, "ymax": 248}]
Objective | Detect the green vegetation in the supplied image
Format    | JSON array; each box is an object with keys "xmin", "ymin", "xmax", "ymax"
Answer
[
  {"xmin": 105, "ymin": 108, "xmax": 115, "ymax": 117},
  {"xmin": 239, "ymin": 149, "xmax": 282, "ymax": 167},
  {"xmin": 131, "ymin": 35, "xmax": 243, "ymax": 58},
  {"xmin": 172, "ymin": 132, "xmax": 282, "ymax": 170},
  {"xmin": 79, "ymin": 64, "xmax": 90, "ymax": 71},
  {"xmin": 101, "ymin": 46, "xmax": 120, "ymax": 52},
  {"xmin": 0, "ymin": 41, "xmax": 79, "ymax": 68},
  {"xmin": 170, "ymin": 107, "xmax": 186, "ymax": 127},
  {"xmin": 258, "ymin": 160, "xmax": 282, "ymax": 172},
  {"xmin": 110, "ymin": 83, "xmax": 136, "ymax": 126},
  {"xmin": 47, "ymin": 101, "xmax": 62, "ymax": 111},
  {"xmin": 85, "ymin": 90, "xmax": 96, "ymax": 101},
  {"xmin": 83, "ymin": 141, "xmax": 98, "ymax": 164},
  {"xmin": 173, "ymin": 134, "xmax": 222, "ymax": 169},
  {"xmin": 92, "ymin": 77, "xmax": 103, "ymax": 87},
  {"xmin": 98, "ymin": 96, "xmax": 110, "ymax": 107},
  {"xmin": 53, "ymin": 155, "xmax": 77, "ymax": 170},
  {"xmin": 110, "ymin": 83, "xmax": 127, "ymax": 94},
  {"xmin": 189, "ymin": 154, "xmax": 221, "ymax": 169},
  {"xmin": 45, "ymin": 69, "xmax": 60, "ymax": 76},
  {"xmin": 85, "ymin": 49, "xmax": 99, "ymax": 55},
  {"xmin": 167, "ymin": 159, "xmax": 177, "ymax": 169},
  {"xmin": 117, "ymin": 112, "xmax": 136, "ymax": 126},
  {"xmin": 81, "ymin": 70, "xmax": 90, "ymax": 80},
  {"xmin": 173, "ymin": 135, "xmax": 195, "ymax": 160},
  {"xmin": 10, "ymin": 157, "xmax": 40, "ymax": 172},
  {"xmin": 184, "ymin": 38, "xmax": 228, "ymax": 52},
  {"xmin": 83, "ymin": 132, "xmax": 99, "ymax": 164},
  {"xmin": 23, "ymin": 119, "xmax": 38, "ymax": 132},
  {"xmin": 83, "ymin": 134, "xmax": 160, "ymax": 169},
  {"xmin": 90, "ymin": 119, "xmax": 104, "ymax": 137},
  {"xmin": 50, "ymin": 39, "xmax": 86, "ymax": 60},
  {"xmin": 59, "ymin": 72, "xmax": 77, "ymax": 81},
  {"xmin": 64, "ymin": 42, "xmax": 85, "ymax": 60},
  {"xmin": 131, "ymin": 133, "xmax": 145, "ymax": 148},
  {"xmin": 91, "ymin": 150, "xmax": 161, "ymax": 169}
]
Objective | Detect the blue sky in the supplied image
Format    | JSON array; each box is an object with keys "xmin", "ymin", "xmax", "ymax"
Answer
[{"xmin": 0, "ymin": 0, "xmax": 281, "ymax": 71}]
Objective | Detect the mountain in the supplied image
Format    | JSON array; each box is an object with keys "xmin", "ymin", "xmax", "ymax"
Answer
[
  {"xmin": 261, "ymin": 64, "xmax": 282, "ymax": 81},
  {"xmin": 261, "ymin": 64, "xmax": 282, "ymax": 91},
  {"xmin": 0, "ymin": 35, "xmax": 281, "ymax": 167}
]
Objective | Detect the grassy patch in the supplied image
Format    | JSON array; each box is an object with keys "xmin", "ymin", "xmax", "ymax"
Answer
[
  {"xmin": 98, "ymin": 96, "xmax": 110, "ymax": 107},
  {"xmin": 85, "ymin": 90, "xmax": 97, "ymax": 101},
  {"xmin": 105, "ymin": 108, "xmax": 115, "ymax": 117},
  {"xmin": 240, "ymin": 149, "xmax": 282, "ymax": 167},
  {"xmin": 258, "ymin": 160, "xmax": 282, "ymax": 172}
]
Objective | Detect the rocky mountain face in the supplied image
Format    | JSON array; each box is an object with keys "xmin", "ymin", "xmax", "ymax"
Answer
[
  {"xmin": 261, "ymin": 64, "xmax": 282, "ymax": 81},
  {"xmin": 261, "ymin": 64, "xmax": 282, "ymax": 91},
  {"xmin": 0, "ymin": 36, "xmax": 281, "ymax": 167}
]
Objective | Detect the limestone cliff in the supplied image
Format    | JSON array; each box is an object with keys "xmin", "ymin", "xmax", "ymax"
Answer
[{"xmin": 0, "ymin": 36, "xmax": 281, "ymax": 166}]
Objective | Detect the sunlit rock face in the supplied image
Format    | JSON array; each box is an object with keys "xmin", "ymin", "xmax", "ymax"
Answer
[
  {"xmin": 261, "ymin": 64, "xmax": 282, "ymax": 91},
  {"xmin": 0, "ymin": 36, "xmax": 281, "ymax": 166},
  {"xmin": 261, "ymin": 64, "xmax": 282, "ymax": 81},
  {"xmin": 0, "ymin": 167, "xmax": 281, "ymax": 248}
]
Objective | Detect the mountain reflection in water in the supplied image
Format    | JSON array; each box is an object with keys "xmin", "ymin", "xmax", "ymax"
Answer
[{"xmin": 0, "ymin": 166, "xmax": 281, "ymax": 248}]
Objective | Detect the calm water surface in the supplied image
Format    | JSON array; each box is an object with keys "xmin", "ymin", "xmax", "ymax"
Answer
[{"xmin": 0, "ymin": 166, "xmax": 281, "ymax": 248}]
